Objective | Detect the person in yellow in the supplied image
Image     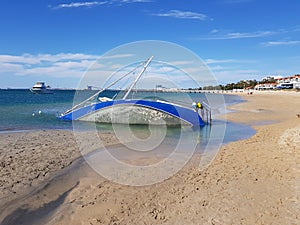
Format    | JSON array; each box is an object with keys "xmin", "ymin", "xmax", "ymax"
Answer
[
  {"xmin": 192, "ymin": 101, "xmax": 203, "ymax": 112},
  {"xmin": 197, "ymin": 102, "xmax": 203, "ymax": 109}
]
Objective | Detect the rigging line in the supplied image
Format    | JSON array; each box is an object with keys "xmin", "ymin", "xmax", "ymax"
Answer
[
  {"xmin": 123, "ymin": 56, "xmax": 154, "ymax": 100},
  {"xmin": 63, "ymin": 62, "xmax": 143, "ymax": 115}
]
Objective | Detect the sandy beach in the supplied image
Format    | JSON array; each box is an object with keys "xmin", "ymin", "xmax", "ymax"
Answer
[{"xmin": 0, "ymin": 91, "xmax": 299, "ymax": 225}]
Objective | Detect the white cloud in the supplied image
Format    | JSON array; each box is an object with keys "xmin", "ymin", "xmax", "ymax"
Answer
[
  {"xmin": 0, "ymin": 53, "xmax": 99, "ymax": 65},
  {"xmin": 54, "ymin": 60, "xmax": 94, "ymax": 69},
  {"xmin": 209, "ymin": 65, "xmax": 225, "ymax": 71},
  {"xmin": 53, "ymin": 1, "xmax": 108, "ymax": 9},
  {"xmin": 51, "ymin": 0, "xmax": 152, "ymax": 9},
  {"xmin": 0, "ymin": 54, "xmax": 40, "ymax": 64},
  {"xmin": 205, "ymin": 59, "xmax": 238, "ymax": 64},
  {"xmin": 102, "ymin": 53, "xmax": 134, "ymax": 59},
  {"xmin": 0, "ymin": 62, "xmax": 25, "ymax": 73},
  {"xmin": 169, "ymin": 60, "xmax": 193, "ymax": 66},
  {"xmin": 0, "ymin": 52, "xmax": 144, "ymax": 87},
  {"xmin": 153, "ymin": 10, "xmax": 210, "ymax": 21},
  {"xmin": 201, "ymin": 31, "xmax": 276, "ymax": 40},
  {"xmin": 210, "ymin": 29, "xmax": 219, "ymax": 34},
  {"xmin": 205, "ymin": 58, "xmax": 257, "ymax": 65},
  {"xmin": 262, "ymin": 40, "xmax": 300, "ymax": 47},
  {"xmin": 0, "ymin": 53, "xmax": 102, "ymax": 78},
  {"xmin": 0, "ymin": 53, "xmax": 267, "ymax": 88}
]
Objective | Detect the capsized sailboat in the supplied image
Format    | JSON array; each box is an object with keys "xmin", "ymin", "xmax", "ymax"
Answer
[{"xmin": 59, "ymin": 56, "xmax": 210, "ymax": 126}]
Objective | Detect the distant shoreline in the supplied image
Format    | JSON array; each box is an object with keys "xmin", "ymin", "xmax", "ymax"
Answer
[{"xmin": 1, "ymin": 87, "xmax": 299, "ymax": 94}]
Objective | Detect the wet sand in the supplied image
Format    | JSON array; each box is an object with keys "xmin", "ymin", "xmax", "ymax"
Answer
[{"xmin": 0, "ymin": 91, "xmax": 299, "ymax": 224}]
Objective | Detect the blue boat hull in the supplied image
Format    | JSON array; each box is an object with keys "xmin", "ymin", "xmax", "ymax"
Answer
[{"xmin": 60, "ymin": 99, "xmax": 205, "ymax": 126}]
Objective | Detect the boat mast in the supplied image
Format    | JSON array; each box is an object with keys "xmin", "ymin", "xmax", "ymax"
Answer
[
  {"xmin": 63, "ymin": 63, "xmax": 141, "ymax": 115},
  {"xmin": 122, "ymin": 56, "xmax": 154, "ymax": 100}
]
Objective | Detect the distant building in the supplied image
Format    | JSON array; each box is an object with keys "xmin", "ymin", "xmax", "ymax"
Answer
[
  {"xmin": 276, "ymin": 74, "xmax": 300, "ymax": 83},
  {"xmin": 275, "ymin": 74, "xmax": 300, "ymax": 89},
  {"xmin": 254, "ymin": 83, "xmax": 277, "ymax": 90}
]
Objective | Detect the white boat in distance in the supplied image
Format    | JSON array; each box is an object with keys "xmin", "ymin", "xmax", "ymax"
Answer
[{"xmin": 30, "ymin": 82, "xmax": 53, "ymax": 94}]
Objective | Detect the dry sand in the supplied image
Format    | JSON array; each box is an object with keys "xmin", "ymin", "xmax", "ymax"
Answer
[
  {"xmin": 0, "ymin": 91, "xmax": 299, "ymax": 225},
  {"xmin": 0, "ymin": 130, "xmax": 119, "ymax": 201}
]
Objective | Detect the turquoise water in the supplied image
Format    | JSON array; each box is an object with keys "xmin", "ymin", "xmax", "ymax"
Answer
[
  {"xmin": 0, "ymin": 89, "xmax": 255, "ymax": 144},
  {"xmin": 0, "ymin": 89, "xmax": 74, "ymax": 131}
]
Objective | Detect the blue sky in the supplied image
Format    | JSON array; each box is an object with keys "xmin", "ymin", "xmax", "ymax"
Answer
[{"xmin": 0, "ymin": 0, "xmax": 299, "ymax": 88}]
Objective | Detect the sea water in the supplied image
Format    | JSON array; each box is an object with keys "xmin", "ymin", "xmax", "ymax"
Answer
[{"xmin": 0, "ymin": 89, "xmax": 255, "ymax": 144}]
